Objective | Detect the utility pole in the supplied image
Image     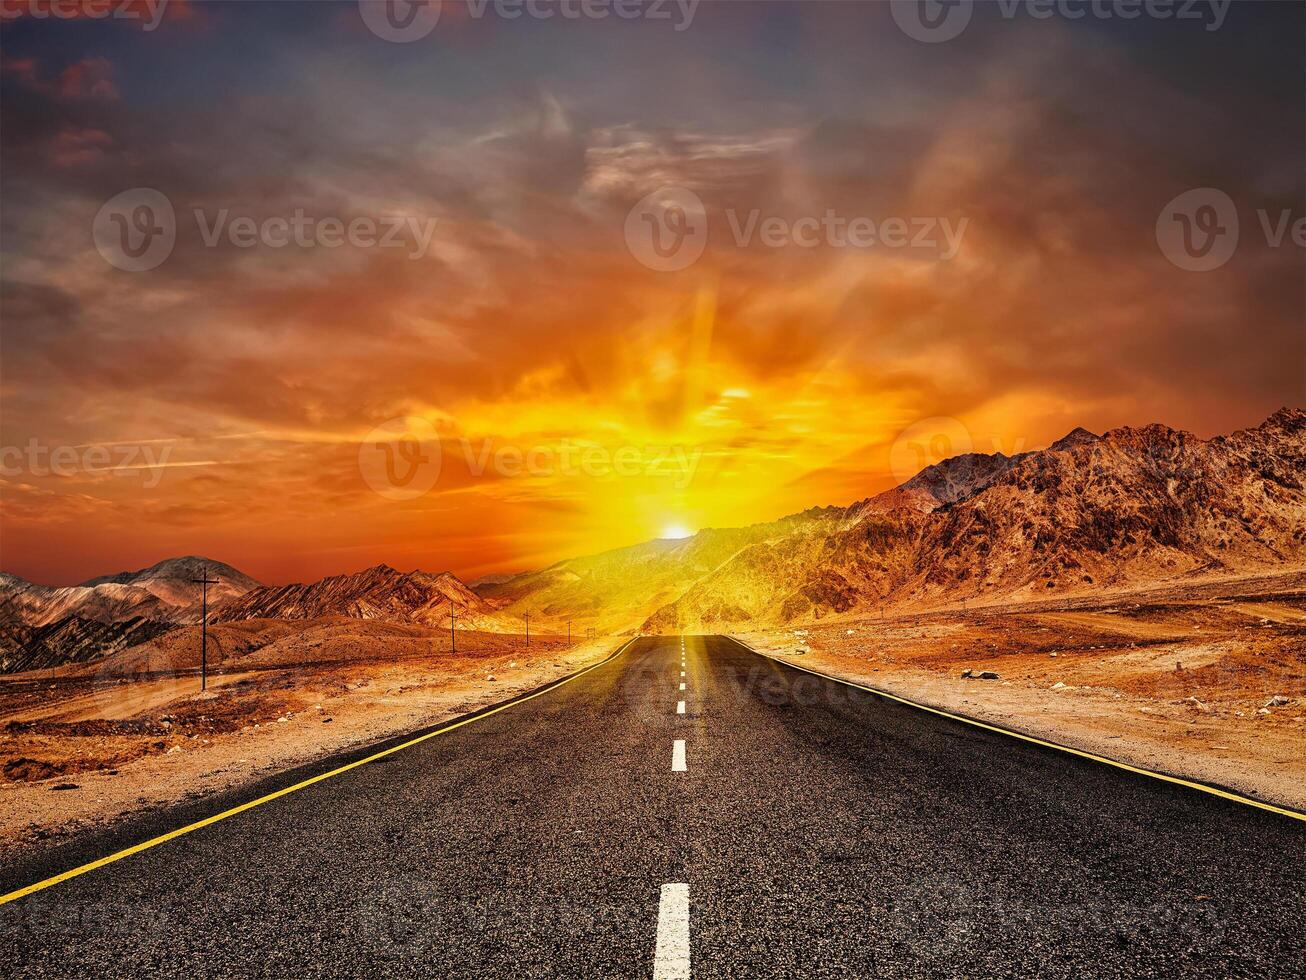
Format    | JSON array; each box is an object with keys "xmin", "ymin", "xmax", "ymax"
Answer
[
  {"xmin": 450, "ymin": 599, "xmax": 457, "ymax": 655},
  {"xmin": 190, "ymin": 568, "xmax": 219, "ymax": 692},
  {"xmin": 524, "ymin": 612, "xmax": 530, "ymax": 650}
]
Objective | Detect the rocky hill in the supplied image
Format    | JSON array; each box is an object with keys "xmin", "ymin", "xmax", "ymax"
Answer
[
  {"xmin": 642, "ymin": 409, "xmax": 1305, "ymax": 630},
  {"xmin": 213, "ymin": 564, "xmax": 499, "ymax": 628},
  {"xmin": 0, "ymin": 557, "xmax": 260, "ymax": 673},
  {"xmin": 4, "ymin": 410, "xmax": 1301, "ymax": 663},
  {"xmin": 0, "ymin": 557, "xmax": 260, "ymax": 629}
]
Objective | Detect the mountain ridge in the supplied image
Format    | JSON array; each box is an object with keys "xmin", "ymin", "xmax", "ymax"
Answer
[
  {"xmin": 213, "ymin": 563, "xmax": 498, "ymax": 628},
  {"xmin": 640, "ymin": 408, "xmax": 1305, "ymax": 630},
  {"xmin": 2, "ymin": 410, "xmax": 1301, "ymax": 664}
]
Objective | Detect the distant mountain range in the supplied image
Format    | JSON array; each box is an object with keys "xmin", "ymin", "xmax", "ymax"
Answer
[
  {"xmin": 0, "ymin": 557, "xmax": 261, "ymax": 673},
  {"xmin": 0, "ymin": 560, "xmax": 503, "ymax": 673},
  {"xmin": 486, "ymin": 409, "xmax": 1306, "ymax": 631},
  {"xmin": 214, "ymin": 564, "xmax": 498, "ymax": 628},
  {"xmin": 2, "ymin": 409, "xmax": 1301, "ymax": 671}
]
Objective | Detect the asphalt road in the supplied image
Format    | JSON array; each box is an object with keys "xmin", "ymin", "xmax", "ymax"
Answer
[{"xmin": 2, "ymin": 635, "xmax": 1302, "ymax": 977}]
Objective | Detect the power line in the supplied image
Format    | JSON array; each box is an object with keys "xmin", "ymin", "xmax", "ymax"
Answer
[{"xmin": 190, "ymin": 568, "xmax": 219, "ymax": 692}]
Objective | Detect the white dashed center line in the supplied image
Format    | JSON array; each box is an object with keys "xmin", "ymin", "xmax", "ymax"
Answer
[
  {"xmin": 653, "ymin": 883, "xmax": 691, "ymax": 979},
  {"xmin": 679, "ymin": 682, "xmax": 686, "ymax": 691},
  {"xmin": 677, "ymin": 700, "xmax": 685, "ymax": 714},
  {"xmin": 680, "ymin": 671, "xmax": 686, "ymax": 677},
  {"xmin": 672, "ymin": 739, "xmax": 687, "ymax": 772}
]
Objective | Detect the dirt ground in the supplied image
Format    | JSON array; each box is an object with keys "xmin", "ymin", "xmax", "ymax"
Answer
[
  {"xmin": 740, "ymin": 570, "xmax": 1306, "ymax": 812},
  {"xmin": 0, "ymin": 622, "xmax": 621, "ymax": 859},
  {"xmin": 3, "ymin": 570, "xmax": 1303, "ymax": 858}
]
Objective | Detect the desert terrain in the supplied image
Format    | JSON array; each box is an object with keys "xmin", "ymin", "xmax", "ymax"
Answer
[
  {"xmin": 2, "ymin": 410, "xmax": 1302, "ymax": 854},
  {"xmin": 0, "ymin": 620, "xmax": 618, "ymax": 858},
  {"xmin": 740, "ymin": 569, "xmax": 1306, "ymax": 811},
  {"xmin": 4, "ymin": 568, "xmax": 1301, "ymax": 861}
]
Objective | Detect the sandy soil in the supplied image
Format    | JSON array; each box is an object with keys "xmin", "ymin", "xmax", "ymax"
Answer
[
  {"xmin": 739, "ymin": 571, "xmax": 1306, "ymax": 812},
  {"xmin": 0, "ymin": 621, "xmax": 622, "ymax": 859}
]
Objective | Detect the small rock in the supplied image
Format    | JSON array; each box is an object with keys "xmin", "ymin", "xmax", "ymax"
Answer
[
  {"xmin": 1051, "ymin": 682, "xmax": 1066, "ymax": 690},
  {"xmin": 1265, "ymin": 696, "xmax": 1290, "ymax": 707},
  {"xmin": 322, "ymin": 718, "xmax": 333, "ymax": 724},
  {"xmin": 277, "ymin": 716, "xmax": 289, "ymax": 724},
  {"xmin": 1257, "ymin": 708, "xmax": 1271, "ymax": 715},
  {"xmin": 167, "ymin": 746, "xmax": 182, "ymax": 754},
  {"xmin": 51, "ymin": 783, "xmax": 79, "ymax": 791},
  {"xmin": 1049, "ymin": 652, "xmax": 1058, "ymax": 658},
  {"xmin": 795, "ymin": 648, "xmax": 808, "ymax": 656},
  {"xmin": 486, "ymin": 675, "xmax": 497, "ymax": 682},
  {"xmin": 976, "ymin": 670, "xmax": 999, "ymax": 680}
]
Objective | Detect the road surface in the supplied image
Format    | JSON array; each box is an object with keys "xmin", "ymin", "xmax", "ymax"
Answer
[{"xmin": 2, "ymin": 635, "xmax": 1302, "ymax": 977}]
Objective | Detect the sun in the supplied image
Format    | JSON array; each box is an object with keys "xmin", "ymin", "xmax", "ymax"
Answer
[{"xmin": 661, "ymin": 523, "xmax": 694, "ymax": 540}]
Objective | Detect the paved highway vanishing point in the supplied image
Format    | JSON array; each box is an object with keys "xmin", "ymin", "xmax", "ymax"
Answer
[{"xmin": 2, "ymin": 636, "xmax": 1303, "ymax": 977}]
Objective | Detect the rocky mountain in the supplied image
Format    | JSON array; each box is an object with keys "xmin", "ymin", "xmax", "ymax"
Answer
[
  {"xmin": 0, "ymin": 557, "xmax": 262, "ymax": 674},
  {"xmin": 0, "ymin": 615, "xmax": 173, "ymax": 675},
  {"xmin": 476, "ymin": 512, "xmax": 839, "ymax": 635},
  {"xmin": 5, "ymin": 410, "xmax": 1301, "ymax": 663},
  {"xmin": 0, "ymin": 557, "xmax": 261, "ymax": 629},
  {"xmin": 641, "ymin": 409, "xmax": 1305, "ymax": 630},
  {"xmin": 213, "ymin": 564, "xmax": 498, "ymax": 628},
  {"xmin": 80, "ymin": 556, "xmax": 261, "ymax": 611}
]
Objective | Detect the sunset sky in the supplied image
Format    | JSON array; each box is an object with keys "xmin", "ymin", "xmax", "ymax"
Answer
[{"xmin": 1, "ymin": 0, "xmax": 1302, "ymax": 587}]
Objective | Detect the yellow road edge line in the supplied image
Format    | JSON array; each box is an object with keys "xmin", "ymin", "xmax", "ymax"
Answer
[
  {"xmin": 0, "ymin": 637, "xmax": 642, "ymax": 906},
  {"xmin": 725, "ymin": 636, "xmax": 1306, "ymax": 824}
]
